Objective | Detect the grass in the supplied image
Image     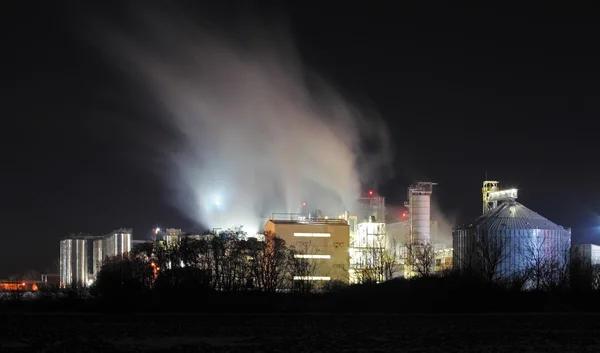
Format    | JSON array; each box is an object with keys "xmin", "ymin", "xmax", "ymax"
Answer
[{"xmin": 1, "ymin": 313, "xmax": 600, "ymax": 352}]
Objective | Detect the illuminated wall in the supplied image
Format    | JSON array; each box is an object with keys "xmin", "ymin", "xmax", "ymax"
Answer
[
  {"xmin": 59, "ymin": 238, "xmax": 88, "ymax": 287},
  {"xmin": 264, "ymin": 219, "xmax": 350, "ymax": 283}
]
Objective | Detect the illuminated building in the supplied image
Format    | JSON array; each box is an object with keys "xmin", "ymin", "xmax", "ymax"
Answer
[
  {"xmin": 453, "ymin": 181, "xmax": 571, "ymax": 283},
  {"xmin": 163, "ymin": 228, "xmax": 181, "ymax": 246},
  {"xmin": 91, "ymin": 228, "xmax": 132, "ymax": 280},
  {"xmin": 264, "ymin": 214, "xmax": 350, "ymax": 283},
  {"xmin": 60, "ymin": 229, "xmax": 132, "ymax": 286},
  {"xmin": 59, "ymin": 234, "xmax": 89, "ymax": 287},
  {"xmin": 572, "ymin": 244, "xmax": 600, "ymax": 265}
]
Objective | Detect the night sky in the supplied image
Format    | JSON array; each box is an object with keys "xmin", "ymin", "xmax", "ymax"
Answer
[{"xmin": 3, "ymin": 2, "xmax": 599, "ymax": 277}]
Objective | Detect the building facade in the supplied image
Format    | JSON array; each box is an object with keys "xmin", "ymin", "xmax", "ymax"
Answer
[
  {"xmin": 59, "ymin": 236, "xmax": 88, "ymax": 287},
  {"xmin": 264, "ymin": 216, "xmax": 350, "ymax": 283}
]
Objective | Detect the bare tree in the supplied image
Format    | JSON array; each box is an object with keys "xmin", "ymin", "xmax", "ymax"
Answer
[
  {"xmin": 351, "ymin": 236, "xmax": 397, "ymax": 284},
  {"xmin": 405, "ymin": 242, "xmax": 435, "ymax": 277},
  {"xmin": 521, "ymin": 231, "xmax": 570, "ymax": 291},
  {"xmin": 247, "ymin": 232, "xmax": 292, "ymax": 292},
  {"xmin": 288, "ymin": 246, "xmax": 320, "ymax": 293},
  {"xmin": 475, "ymin": 231, "xmax": 512, "ymax": 284},
  {"xmin": 454, "ymin": 230, "xmax": 512, "ymax": 284}
]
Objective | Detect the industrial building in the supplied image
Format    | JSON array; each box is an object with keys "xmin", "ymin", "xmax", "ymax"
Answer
[
  {"xmin": 91, "ymin": 228, "xmax": 132, "ymax": 281},
  {"xmin": 59, "ymin": 234, "xmax": 90, "ymax": 287},
  {"xmin": 572, "ymin": 244, "xmax": 600, "ymax": 265},
  {"xmin": 60, "ymin": 229, "xmax": 132, "ymax": 287},
  {"xmin": 264, "ymin": 214, "xmax": 350, "ymax": 283},
  {"xmin": 453, "ymin": 181, "xmax": 571, "ymax": 283}
]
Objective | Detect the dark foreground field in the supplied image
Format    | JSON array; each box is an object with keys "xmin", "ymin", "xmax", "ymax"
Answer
[{"xmin": 1, "ymin": 313, "xmax": 600, "ymax": 352}]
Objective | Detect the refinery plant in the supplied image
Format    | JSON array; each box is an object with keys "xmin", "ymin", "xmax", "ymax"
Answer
[
  {"xmin": 57, "ymin": 181, "xmax": 452, "ymax": 288},
  {"xmin": 257, "ymin": 181, "xmax": 453, "ymax": 284},
  {"xmin": 453, "ymin": 181, "xmax": 572, "ymax": 285},
  {"xmin": 56, "ymin": 180, "xmax": 588, "ymax": 290}
]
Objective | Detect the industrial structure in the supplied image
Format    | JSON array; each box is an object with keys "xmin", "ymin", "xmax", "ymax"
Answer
[
  {"xmin": 406, "ymin": 182, "xmax": 436, "ymax": 245},
  {"xmin": 572, "ymin": 244, "xmax": 600, "ymax": 265},
  {"xmin": 453, "ymin": 181, "xmax": 571, "ymax": 284},
  {"xmin": 92, "ymin": 228, "xmax": 132, "ymax": 280},
  {"xmin": 264, "ymin": 214, "xmax": 350, "ymax": 283},
  {"xmin": 59, "ymin": 234, "xmax": 90, "ymax": 287},
  {"xmin": 60, "ymin": 229, "xmax": 132, "ymax": 287}
]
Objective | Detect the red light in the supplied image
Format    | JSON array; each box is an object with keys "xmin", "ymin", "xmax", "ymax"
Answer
[
  {"xmin": 368, "ymin": 190, "xmax": 373, "ymax": 196},
  {"xmin": 302, "ymin": 202, "xmax": 306, "ymax": 207},
  {"xmin": 402, "ymin": 213, "xmax": 406, "ymax": 217}
]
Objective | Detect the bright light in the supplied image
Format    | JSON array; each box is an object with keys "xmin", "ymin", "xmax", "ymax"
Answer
[
  {"xmin": 302, "ymin": 202, "xmax": 306, "ymax": 207},
  {"xmin": 293, "ymin": 233, "xmax": 331, "ymax": 237},
  {"xmin": 293, "ymin": 276, "xmax": 331, "ymax": 281},
  {"xmin": 368, "ymin": 190, "xmax": 373, "ymax": 196},
  {"xmin": 154, "ymin": 228, "xmax": 160, "ymax": 234},
  {"xmin": 214, "ymin": 197, "xmax": 221, "ymax": 206},
  {"xmin": 294, "ymin": 254, "xmax": 331, "ymax": 259}
]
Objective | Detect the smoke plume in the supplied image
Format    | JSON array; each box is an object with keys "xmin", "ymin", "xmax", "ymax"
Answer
[{"xmin": 95, "ymin": 4, "xmax": 391, "ymax": 234}]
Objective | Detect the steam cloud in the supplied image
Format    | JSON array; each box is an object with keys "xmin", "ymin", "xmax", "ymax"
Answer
[{"xmin": 97, "ymin": 5, "xmax": 391, "ymax": 234}]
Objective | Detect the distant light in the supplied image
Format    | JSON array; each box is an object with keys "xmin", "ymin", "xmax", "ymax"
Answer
[
  {"xmin": 368, "ymin": 190, "xmax": 373, "ymax": 196},
  {"xmin": 402, "ymin": 213, "xmax": 406, "ymax": 218},
  {"xmin": 302, "ymin": 202, "xmax": 306, "ymax": 207},
  {"xmin": 214, "ymin": 197, "xmax": 221, "ymax": 206}
]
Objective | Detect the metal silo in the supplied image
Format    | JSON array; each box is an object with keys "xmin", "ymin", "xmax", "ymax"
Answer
[
  {"xmin": 59, "ymin": 237, "xmax": 88, "ymax": 287},
  {"xmin": 407, "ymin": 182, "xmax": 436, "ymax": 244},
  {"xmin": 92, "ymin": 238, "xmax": 103, "ymax": 278},
  {"xmin": 102, "ymin": 228, "xmax": 132, "ymax": 259},
  {"xmin": 453, "ymin": 200, "xmax": 571, "ymax": 285}
]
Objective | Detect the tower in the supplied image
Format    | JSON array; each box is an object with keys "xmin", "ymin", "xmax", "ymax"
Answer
[
  {"xmin": 406, "ymin": 182, "xmax": 436, "ymax": 245},
  {"xmin": 482, "ymin": 180, "xmax": 518, "ymax": 214}
]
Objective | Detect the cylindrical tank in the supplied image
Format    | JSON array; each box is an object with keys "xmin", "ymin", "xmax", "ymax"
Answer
[
  {"xmin": 453, "ymin": 201, "xmax": 572, "ymax": 282},
  {"xmin": 59, "ymin": 238, "xmax": 88, "ymax": 287},
  {"xmin": 410, "ymin": 193, "xmax": 431, "ymax": 244},
  {"xmin": 102, "ymin": 230, "xmax": 132, "ymax": 259},
  {"xmin": 92, "ymin": 238, "xmax": 103, "ymax": 277}
]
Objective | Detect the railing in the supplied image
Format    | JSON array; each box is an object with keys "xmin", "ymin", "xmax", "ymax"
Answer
[{"xmin": 270, "ymin": 213, "xmax": 348, "ymax": 225}]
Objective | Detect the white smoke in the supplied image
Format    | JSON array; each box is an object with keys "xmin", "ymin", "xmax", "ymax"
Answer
[{"xmin": 95, "ymin": 4, "xmax": 391, "ymax": 234}]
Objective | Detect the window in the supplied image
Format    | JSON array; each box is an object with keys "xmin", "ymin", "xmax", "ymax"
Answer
[
  {"xmin": 294, "ymin": 254, "xmax": 331, "ymax": 259},
  {"xmin": 293, "ymin": 276, "xmax": 331, "ymax": 281},
  {"xmin": 294, "ymin": 233, "xmax": 331, "ymax": 238}
]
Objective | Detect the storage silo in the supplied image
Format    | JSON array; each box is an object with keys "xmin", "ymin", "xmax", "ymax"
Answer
[
  {"xmin": 59, "ymin": 237, "xmax": 88, "ymax": 287},
  {"xmin": 92, "ymin": 238, "xmax": 103, "ymax": 278},
  {"xmin": 406, "ymin": 182, "xmax": 436, "ymax": 245},
  {"xmin": 453, "ymin": 200, "xmax": 571, "ymax": 282},
  {"xmin": 102, "ymin": 228, "xmax": 132, "ymax": 259}
]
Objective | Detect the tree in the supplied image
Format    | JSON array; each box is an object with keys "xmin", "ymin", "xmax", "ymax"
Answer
[
  {"xmin": 475, "ymin": 231, "xmax": 512, "ymax": 284},
  {"xmin": 93, "ymin": 254, "xmax": 154, "ymax": 300},
  {"xmin": 351, "ymin": 237, "xmax": 397, "ymax": 284},
  {"xmin": 521, "ymin": 231, "xmax": 570, "ymax": 291},
  {"xmin": 247, "ymin": 232, "xmax": 292, "ymax": 292},
  {"xmin": 288, "ymin": 244, "xmax": 321, "ymax": 294},
  {"xmin": 405, "ymin": 242, "xmax": 435, "ymax": 277}
]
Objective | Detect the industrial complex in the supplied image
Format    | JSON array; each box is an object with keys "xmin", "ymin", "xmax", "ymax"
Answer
[{"xmin": 47, "ymin": 179, "xmax": 600, "ymax": 291}]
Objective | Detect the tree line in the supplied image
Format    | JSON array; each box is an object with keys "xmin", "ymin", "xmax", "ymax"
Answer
[{"xmin": 93, "ymin": 229, "xmax": 330, "ymax": 300}]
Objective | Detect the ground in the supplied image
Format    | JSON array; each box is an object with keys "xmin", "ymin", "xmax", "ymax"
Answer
[{"xmin": 1, "ymin": 313, "xmax": 599, "ymax": 352}]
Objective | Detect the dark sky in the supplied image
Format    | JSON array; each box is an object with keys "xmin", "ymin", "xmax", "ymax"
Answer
[{"xmin": 2, "ymin": 1, "xmax": 599, "ymax": 277}]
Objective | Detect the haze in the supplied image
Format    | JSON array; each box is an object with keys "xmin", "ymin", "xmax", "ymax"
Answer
[{"xmin": 97, "ymin": 5, "xmax": 391, "ymax": 233}]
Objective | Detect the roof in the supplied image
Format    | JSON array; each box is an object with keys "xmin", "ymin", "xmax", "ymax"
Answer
[
  {"xmin": 266, "ymin": 219, "xmax": 349, "ymax": 226},
  {"xmin": 456, "ymin": 201, "xmax": 569, "ymax": 232}
]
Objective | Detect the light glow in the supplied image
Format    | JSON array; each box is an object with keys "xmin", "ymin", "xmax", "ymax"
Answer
[
  {"xmin": 487, "ymin": 188, "xmax": 518, "ymax": 202},
  {"xmin": 293, "ymin": 276, "xmax": 331, "ymax": 281},
  {"xmin": 294, "ymin": 254, "xmax": 331, "ymax": 259},
  {"xmin": 294, "ymin": 232, "xmax": 331, "ymax": 237}
]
